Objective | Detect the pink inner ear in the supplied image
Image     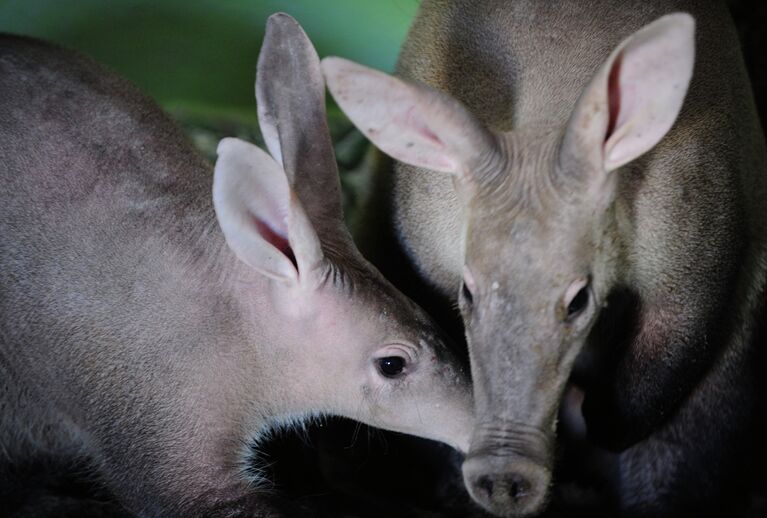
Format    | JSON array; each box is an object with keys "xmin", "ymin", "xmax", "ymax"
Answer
[
  {"xmin": 400, "ymin": 105, "xmax": 445, "ymax": 147},
  {"xmin": 606, "ymin": 52, "xmax": 623, "ymax": 140},
  {"xmin": 252, "ymin": 215, "xmax": 297, "ymax": 268}
]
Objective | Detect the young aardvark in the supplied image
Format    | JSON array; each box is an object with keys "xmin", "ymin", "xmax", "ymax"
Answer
[
  {"xmin": 323, "ymin": 3, "xmax": 767, "ymax": 517},
  {"xmin": 0, "ymin": 14, "xmax": 475, "ymax": 517}
]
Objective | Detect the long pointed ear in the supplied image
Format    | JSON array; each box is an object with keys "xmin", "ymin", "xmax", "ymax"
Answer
[
  {"xmin": 321, "ymin": 57, "xmax": 498, "ymax": 180},
  {"xmin": 213, "ymin": 138, "xmax": 323, "ymax": 283},
  {"xmin": 561, "ymin": 13, "xmax": 695, "ymax": 174},
  {"xmin": 256, "ymin": 13, "xmax": 343, "ymax": 225}
]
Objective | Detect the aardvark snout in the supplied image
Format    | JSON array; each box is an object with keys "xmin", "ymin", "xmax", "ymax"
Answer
[{"xmin": 462, "ymin": 425, "xmax": 552, "ymax": 517}]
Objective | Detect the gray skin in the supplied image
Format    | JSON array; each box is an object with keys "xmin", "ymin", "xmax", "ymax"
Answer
[
  {"xmin": 322, "ymin": 1, "xmax": 767, "ymax": 517},
  {"xmin": 0, "ymin": 14, "xmax": 475, "ymax": 518}
]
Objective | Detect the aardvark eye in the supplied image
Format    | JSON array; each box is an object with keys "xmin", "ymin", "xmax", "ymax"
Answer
[
  {"xmin": 377, "ymin": 356, "xmax": 406, "ymax": 378},
  {"xmin": 566, "ymin": 285, "xmax": 589, "ymax": 319},
  {"xmin": 462, "ymin": 282, "xmax": 474, "ymax": 307}
]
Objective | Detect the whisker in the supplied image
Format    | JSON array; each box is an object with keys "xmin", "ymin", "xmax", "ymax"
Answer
[{"xmin": 348, "ymin": 419, "xmax": 363, "ymax": 449}]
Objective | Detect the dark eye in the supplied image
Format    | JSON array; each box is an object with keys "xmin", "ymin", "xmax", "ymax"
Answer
[
  {"xmin": 566, "ymin": 286, "xmax": 589, "ymax": 319},
  {"xmin": 462, "ymin": 282, "xmax": 474, "ymax": 307},
  {"xmin": 377, "ymin": 356, "xmax": 406, "ymax": 378}
]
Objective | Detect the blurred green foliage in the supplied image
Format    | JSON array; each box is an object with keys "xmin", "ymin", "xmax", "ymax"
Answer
[
  {"xmin": 0, "ymin": 0, "xmax": 418, "ymax": 113},
  {"xmin": 0, "ymin": 0, "xmax": 417, "ymax": 220}
]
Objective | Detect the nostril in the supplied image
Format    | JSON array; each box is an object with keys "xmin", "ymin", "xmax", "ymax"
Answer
[
  {"xmin": 509, "ymin": 474, "xmax": 530, "ymax": 503},
  {"xmin": 473, "ymin": 472, "xmax": 533, "ymax": 504},
  {"xmin": 463, "ymin": 454, "xmax": 551, "ymax": 516},
  {"xmin": 476, "ymin": 475, "xmax": 494, "ymax": 499}
]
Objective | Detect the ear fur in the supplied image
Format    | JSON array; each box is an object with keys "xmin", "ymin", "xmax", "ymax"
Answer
[
  {"xmin": 257, "ymin": 13, "xmax": 344, "ymax": 225},
  {"xmin": 562, "ymin": 13, "xmax": 695, "ymax": 173},
  {"xmin": 213, "ymin": 138, "xmax": 323, "ymax": 283},
  {"xmin": 322, "ymin": 56, "xmax": 498, "ymax": 179}
]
